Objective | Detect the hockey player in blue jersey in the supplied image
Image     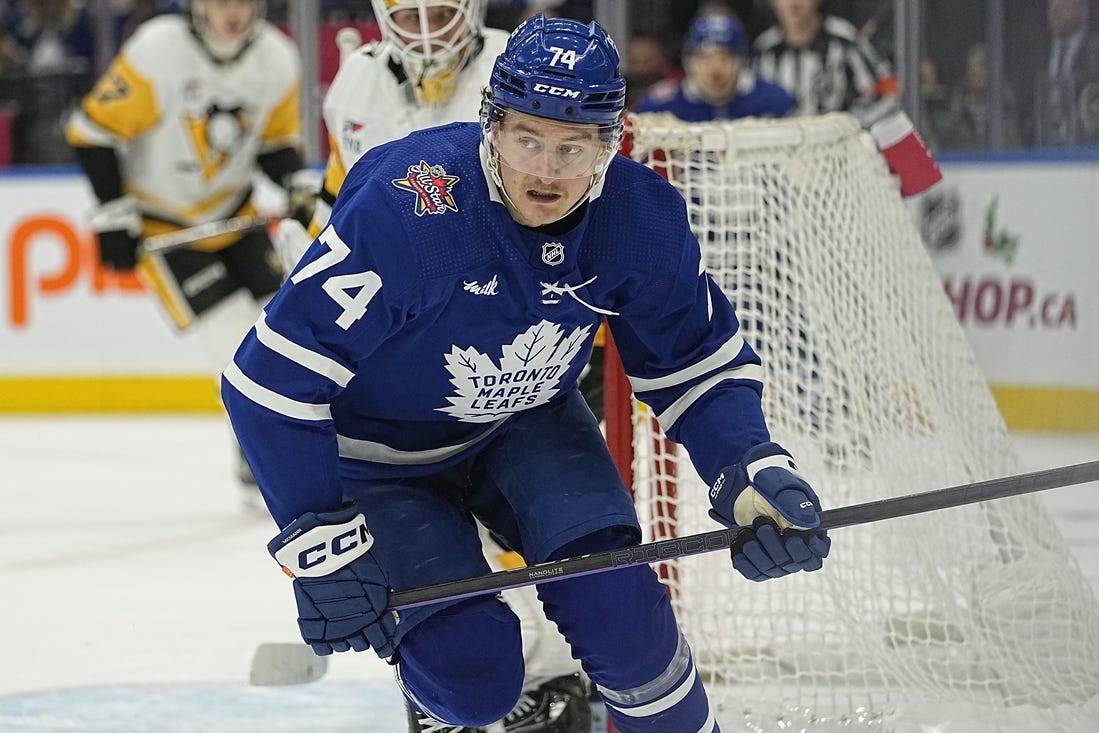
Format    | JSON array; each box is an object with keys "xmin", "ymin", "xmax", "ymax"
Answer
[
  {"xmin": 223, "ymin": 14, "xmax": 830, "ymax": 733},
  {"xmin": 635, "ymin": 13, "xmax": 795, "ymax": 121}
]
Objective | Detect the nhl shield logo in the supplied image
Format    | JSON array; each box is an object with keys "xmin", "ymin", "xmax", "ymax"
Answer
[{"xmin": 541, "ymin": 241, "xmax": 565, "ymax": 266}]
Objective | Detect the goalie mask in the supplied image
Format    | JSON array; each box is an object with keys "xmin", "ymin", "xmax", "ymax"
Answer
[
  {"xmin": 371, "ymin": 0, "xmax": 486, "ymax": 107},
  {"xmin": 481, "ymin": 14, "xmax": 625, "ymax": 209},
  {"xmin": 190, "ymin": 0, "xmax": 266, "ymax": 63}
]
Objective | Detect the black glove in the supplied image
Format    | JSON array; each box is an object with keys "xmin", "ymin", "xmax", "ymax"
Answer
[
  {"xmin": 284, "ymin": 169, "xmax": 322, "ymax": 227},
  {"xmin": 97, "ymin": 228, "xmax": 141, "ymax": 271},
  {"xmin": 90, "ymin": 196, "xmax": 142, "ymax": 271}
]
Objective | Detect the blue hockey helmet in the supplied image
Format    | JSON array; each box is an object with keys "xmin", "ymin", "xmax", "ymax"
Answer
[
  {"xmin": 683, "ymin": 14, "xmax": 746, "ymax": 57},
  {"xmin": 483, "ymin": 14, "xmax": 626, "ymax": 130},
  {"xmin": 481, "ymin": 14, "xmax": 626, "ymax": 190}
]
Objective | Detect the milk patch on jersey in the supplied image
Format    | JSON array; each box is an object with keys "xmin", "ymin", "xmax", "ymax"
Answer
[{"xmin": 463, "ymin": 274, "xmax": 500, "ymax": 296}]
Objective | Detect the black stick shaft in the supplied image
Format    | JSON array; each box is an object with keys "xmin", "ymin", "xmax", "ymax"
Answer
[{"xmin": 388, "ymin": 460, "xmax": 1099, "ymax": 611}]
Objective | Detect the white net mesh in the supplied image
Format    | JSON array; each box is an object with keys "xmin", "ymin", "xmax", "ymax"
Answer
[{"xmin": 623, "ymin": 112, "xmax": 1099, "ymax": 732}]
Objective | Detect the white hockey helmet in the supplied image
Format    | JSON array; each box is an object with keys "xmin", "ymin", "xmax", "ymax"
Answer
[
  {"xmin": 190, "ymin": 0, "xmax": 266, "ymax": 62},
  {"xmin": 370, "ymin": 0, "xmax": 486, "ymax": 107}
]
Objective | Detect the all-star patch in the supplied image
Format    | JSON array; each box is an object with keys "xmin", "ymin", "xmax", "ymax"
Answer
[{"xmin": 392, "ymin": 160, "xmax": 460, "ymax": 216}]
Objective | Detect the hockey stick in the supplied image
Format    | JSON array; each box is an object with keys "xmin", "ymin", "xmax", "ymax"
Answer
[
  {"xmin": 388, "ymin": 460, "xmax": 1099, "ymax": 611},
  {"xmin": 249, "ymin": 642, "xmax": 329, "ymax": 686},
  {"xmin": 139, "ymin": 215, "xmax": 271, "ymax": 256}
]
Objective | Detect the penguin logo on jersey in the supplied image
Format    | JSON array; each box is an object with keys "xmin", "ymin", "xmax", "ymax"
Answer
[
  {"xmin": 185, "ymin": 103, "xmax": 250, "ymax": 182},
  {"xmin": 392, "ymin": 160, "xmax": 460, "ymax": 216}
]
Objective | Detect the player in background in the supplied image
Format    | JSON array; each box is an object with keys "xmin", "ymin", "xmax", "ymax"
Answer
[
  {"xmin": 66, "ymin": 0, "xmax": 312, "ymax": 500},
  {"xmin": 223, "ymin": 14, "xmax": 830, "ymax": 733},
  {"xmin": 270, "ymin": 2, "xmax": 591, "ymax": 731},
  {"xmin": 753, "ymin": 0, "xmax": 941, "ymax": 196},
  {"xmin": 634, "ymin": 13, "xmax": 795, "ymax": 120}
]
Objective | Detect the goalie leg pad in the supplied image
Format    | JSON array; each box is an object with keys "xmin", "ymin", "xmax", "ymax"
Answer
[
  {"xmin": 396, "ymin": 596, "xmax": 525, "ymax": 728},
  {"xmin": 536, "ymin": 528, "xmax": 718, "ymax": 733}
]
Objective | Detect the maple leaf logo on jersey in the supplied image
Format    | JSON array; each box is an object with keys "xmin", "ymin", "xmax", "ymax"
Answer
[
  {"xmin": 436, "ymin": 320, "xmax": 592, "ymax": 422},
  {"xmin": 392, "ymin": 160, "xmax": 460, "ymax": 216}
]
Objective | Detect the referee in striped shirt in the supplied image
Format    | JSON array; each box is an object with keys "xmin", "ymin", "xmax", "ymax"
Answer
[
  {"xmin": 753, "ymin": 0, "xmax": 899, "ymax": 127},
  {"xmin": 752, "ymin": 0, "xmax": 943, "ymax": 197}
]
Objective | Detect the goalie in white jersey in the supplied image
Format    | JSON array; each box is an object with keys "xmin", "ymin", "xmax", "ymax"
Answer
[
  {"xmin": 272, "ymin": 3, "xmax": 590, "ymax": 731},
  {"xmin": 304, "ymin": 0, "xmax": 510, "ymax": 242},
  {"xmin": 66, "ymin": 0, "xmax": 311, "ymax": 493}
]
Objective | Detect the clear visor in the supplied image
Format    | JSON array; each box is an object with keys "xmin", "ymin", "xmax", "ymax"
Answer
[{"xmin": 487, "ymin": 113, "xmax": 618, "ymax": 180}]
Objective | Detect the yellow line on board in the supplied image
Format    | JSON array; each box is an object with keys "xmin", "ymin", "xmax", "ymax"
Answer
[
  {"xmin": 0, "ymin": 378, "xmax": 1095, "ymax": 431},
  {"xmin": 990, "ymin": 385, "xmax": 1099, "ymax": 432},
  {"xmin": 0, "ymin": 376, "xmax": 222, "ymax": 413}
]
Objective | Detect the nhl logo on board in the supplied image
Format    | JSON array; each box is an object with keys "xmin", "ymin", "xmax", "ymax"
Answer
[{"xmin": 542, "ymin": 241, "xmax": 565, "ymax": 266}]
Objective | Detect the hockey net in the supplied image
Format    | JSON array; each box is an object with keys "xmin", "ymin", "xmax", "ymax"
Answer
[{"xmin": 608, "ymin": 112, "xmax": 1099, "ymax": 732}]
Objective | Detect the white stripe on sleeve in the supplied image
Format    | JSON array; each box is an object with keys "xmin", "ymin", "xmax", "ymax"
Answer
[
  {"xmin": 654, "ymin": 363, "xmax": 764, "ymax": 432},
  {"xmin": 255, "ymin": 314, "xmax": 355, "ymax": 387},
  {"xmin": 223, "ymin": 362, "xmax": 332, "ymax": 421},
  {"xmin": 628, "ymin": 333, "xmax": 747, "ymax": 393}
]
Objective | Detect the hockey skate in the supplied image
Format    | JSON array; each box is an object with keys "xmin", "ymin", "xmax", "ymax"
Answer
[
  {"xmin": 405, "ymin": 702, "xmax": 491, "ymax": 732},
  {"xmin": 502, "ymin": 673, "xmax": 592, "ymax": 732},
  {"xmin": 405, "ymin": 674, "xmax": 591, "ymax": 732}
]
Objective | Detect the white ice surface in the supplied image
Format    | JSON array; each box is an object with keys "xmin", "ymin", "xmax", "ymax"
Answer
[{"xmin": 0, "ymin": 416, "xmax": 1096, "ymax": 731}]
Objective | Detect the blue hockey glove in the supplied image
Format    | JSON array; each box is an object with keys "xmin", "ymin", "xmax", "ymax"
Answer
[
  {"xmin": 268, "ymin": 503, "xmax": 398, "ymax": 657},
  {"xmin": 709, "ymin": 442, "xmax": 831, "ymax": 582}
]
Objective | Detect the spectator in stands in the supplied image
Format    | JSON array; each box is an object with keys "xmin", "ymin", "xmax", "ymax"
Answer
[
  {"xmin": 635, "ymin": 13, "xmax": 794, "ymax": 121},
  {"xmin": 116, "ymin": 1, "xmax": 182, "ymax": 46},
  {"xmin": 0, "ymin": 2, "xmax": 24, "ymax": 71},
  {"xmin": 624, "ymin": 30, "xmax": 681, "ymax": 109},
  {"xmin": 753, "ymin": 0, "xmax": 898, "ymax": 126},
  {"xmin": 936, "ymin": 43, "xmax": 1023, "ymax": 151},
  {"xmin": 1033, "ymin": 0, "xmax": 1099, "ymax": 145},
  {"xmin": 918, "ymin": 56, "xmax": 947, "ymax": 150},
  {"xmin": 6, "ymin": 0, "xmax": 94, "ymax": 74}
]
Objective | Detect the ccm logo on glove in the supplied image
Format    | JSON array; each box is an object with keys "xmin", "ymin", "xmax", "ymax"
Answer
[{"xmin": 273, "ymin": 512, "xmax": 374, "ymax": 577}]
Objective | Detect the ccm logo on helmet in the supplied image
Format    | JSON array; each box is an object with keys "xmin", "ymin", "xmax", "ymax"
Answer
[{"xmin": 533, "ymin": 83, "xmax": 580, "ymax": 98}]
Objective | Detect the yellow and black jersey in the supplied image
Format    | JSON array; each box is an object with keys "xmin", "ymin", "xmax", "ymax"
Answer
[{"xmin": 67, "ymin": 15, "xmax": 302, "ymax": 230}]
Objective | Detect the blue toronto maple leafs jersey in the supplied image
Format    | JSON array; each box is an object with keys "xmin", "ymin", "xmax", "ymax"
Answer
[
  {"xmin": 222, "ymin": 122, "xmax": 770, "ymax": 527},
  {"xmin": 634, "ymin": 70, "xmax": 795, "ymax": 122}
]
